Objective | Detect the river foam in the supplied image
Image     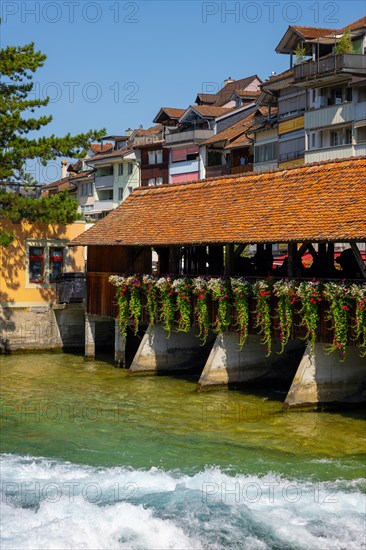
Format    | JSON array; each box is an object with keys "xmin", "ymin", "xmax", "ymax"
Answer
[{"xmin": 1, "ymin": 453, "xmax": 365, "ymax": 550}]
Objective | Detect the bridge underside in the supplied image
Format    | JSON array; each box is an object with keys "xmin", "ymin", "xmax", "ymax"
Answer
[{"xmin": 85, "ymin": 320, "xmax": 366, "ymax": 410}]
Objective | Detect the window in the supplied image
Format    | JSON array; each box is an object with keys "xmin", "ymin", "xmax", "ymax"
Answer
[
  {"xmin": 118, "ymin": 187, "xmax": 123, "ymax": 201},
  {"xmin": 171, "ymin": 146, "xmax": 199, "ymax": 163},
  {"xmin": 331, "ymin": 130, "xmax": 342, "ymax": 146},
  {"xmin": 148, "ymin": 150, "xmax": 164, "ymax": 165},
  {"xmin": 331, "ymin": 88, "xmax": 343, "ymax": 105},
  {"xmin": 29, "ymin": 246, "xmax": 44, "ymax": 283},
  {"xmin": 128, "ymin": 163, "xmax": 133, "ymax": 175},
  {"xmin": 346, "ymin": 87, "xmax": 352, "ymax": 102},
  {"xmin": 49, "ymin": 247, "xmax": 63, "ymax": 283},
  {"xmin": 255, "ymin": 142, "xmax": 278, "ymax": 163},
  {"xmin": 107, "ymin": 190, "xmax": 113, "ymax": 200},
  {"xmin": 118, "ymin": 163, "xmax": 124, "ymax": 176},
  {"xmin": 97, "ymin": 166, "xmax": 113, "ymax": 177},
  {"xmin": 358, "ymin": 87, "xmax": 366, "ymax": 102},
  {"xmin": 311, "ymin": 133, "xmax": 316, "ymax": 149},
  {"xmin": 156, "ymin": 177, "xmax": 163, "ymax": 185},
  {"xmin": 148, "ymin": 178, "xmax": 155, "ymax": 186},
  {"xmin": 28, "ymin": 242, "xmax": 67, "ymax": 285}
]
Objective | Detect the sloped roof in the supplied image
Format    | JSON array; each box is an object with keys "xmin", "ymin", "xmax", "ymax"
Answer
[
  {"xmin": 202, "ymin": 112, "xmax": 256, "ymax": 145},
  {"xmin": 153, "ymin": 108, "xmax": 186, "ymax": 122},
  {"xmin": 343, "ymin": 16, "xmax": 366, "ymax": 31},
  {"xmin": 71, "ymin": 157, "xmax": 366, "ymax": 247},
  {"xmin": 41, "ymin": 177, "xmax": 71, "ymax": 191},
  {"xmin": 214, "ymin": 75, "xmax": 261, "ymax": 106},
  {"xmin": 195, "ymin": 93, "xmax": 218, "ymax": 105},
  {"xmin": 181, "ymin": 105, "xmax": 233, "ymax": 120},
  {"xmin": 86, "ymin": 147, "xmax": 133, "ymax": 163},
  {"xmin": 90, "ymin": 143, "xmax": 113, "ymax": 154},
  {"xmin": 135, "ymin": 124, "xmax": 162, "ymax": 136}
]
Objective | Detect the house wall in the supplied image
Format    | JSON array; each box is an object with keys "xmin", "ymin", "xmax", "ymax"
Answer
[
  {"xmin": 113, "ymin": 158, "xmax": 140, "ymax": 205},
  {"xmin": 0, "ymin": 220, "xmax": 86, "ymax": 306}
]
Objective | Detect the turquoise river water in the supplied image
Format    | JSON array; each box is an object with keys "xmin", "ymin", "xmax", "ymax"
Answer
[{"xmin": 0, "ymin": 352, "xmax": 365, "ymax": 549}]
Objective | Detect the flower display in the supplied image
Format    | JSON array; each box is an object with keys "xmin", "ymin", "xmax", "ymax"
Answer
[{"xmin": 109, "ymin": 275, "xmax": 366, "ymax": 358}]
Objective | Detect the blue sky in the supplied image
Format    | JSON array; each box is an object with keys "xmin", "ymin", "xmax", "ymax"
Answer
[{"xmin": 1, "ymin": 0, "xmax": 365, "ymax": 179}]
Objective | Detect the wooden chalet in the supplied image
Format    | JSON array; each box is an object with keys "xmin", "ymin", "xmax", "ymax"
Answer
[{"xmin": 71, "ymin": 157, "xmax": 366, "ymax": 318}]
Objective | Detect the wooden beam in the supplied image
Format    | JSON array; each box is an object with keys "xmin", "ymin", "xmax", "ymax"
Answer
[
  {"xmin": 234, "ymin": 244, "xmax": 247, "ymax": 257},
  {"xmin": 287, "ymin": 242, "xmax": 298, "ymax": 278},
  {"xmin": 350, "ymin": 242, "xmax": 366, "ymax": 279},
  {"xmin": 224, "ymin": 244, "xmax": 234, "ymax": 276}
]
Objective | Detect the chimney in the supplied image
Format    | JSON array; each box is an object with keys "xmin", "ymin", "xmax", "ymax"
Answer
[
  {"xmin": 224, "ymin": 76, "xmax": 235, "ymax": 86},
  {"xmin": 61, "ymin": 160, "xmax": 68, "ymax": 179}
]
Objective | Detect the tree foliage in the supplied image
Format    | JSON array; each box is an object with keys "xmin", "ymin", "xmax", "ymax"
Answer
[
  {"xmin": 0, "ymin": 42, "xmax": 105, "ymax": 183},
  {"xmin": 335, "ymin": 29, "xmax": 354, "ymax": 55},
  {"xmin": 0, "ymin": 229, "xmax": 14, "ymax": 246},
  {"xmin": 0, "ymin": 190, "xmax": 79, "ymax": 223}
]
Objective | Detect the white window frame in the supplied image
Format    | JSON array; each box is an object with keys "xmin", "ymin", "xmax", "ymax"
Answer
[{"xmin": 26, "ymin": 239, "xmax": 69, "ymax": 288}]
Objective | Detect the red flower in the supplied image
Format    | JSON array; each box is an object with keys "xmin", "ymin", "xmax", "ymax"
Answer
[
  {"xmin": 260, "ymin": 290, "xmax": 269, "ymax": 297},
  {"xmin": 199, "ymin": 294, "xmax": 204, "ymax": 300},
  {"xmin": 342, "ymin": 305, "xmax": 350, "ymax": 311}
]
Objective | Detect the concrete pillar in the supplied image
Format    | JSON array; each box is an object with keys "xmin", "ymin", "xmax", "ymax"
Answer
[
  {"xmin": 85, "ymin": 315, "xmax": 95, "ymax": 358},
  {"xmin": 129, "ymin": 324, "xmax": 214, "ymax": 375},
  {"xmin": 197, "ymin": 333, "xmax": 304, "ymax": 391},
  {"xmin": 114, "ymin": 320, "xmax": 125, "ymax": 367},
  {"xmin": 284, "ymin": 344, "xmax": 366, "ymax": 409}
]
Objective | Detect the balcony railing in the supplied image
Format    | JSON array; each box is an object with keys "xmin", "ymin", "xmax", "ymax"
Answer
[
  {"xmin": 305, "ymin": 102, "xmax": 353, "ymax": 130},
  {"xmin": 165, "ymin": 129, "xmax": 214, "ymax": 145},
  {"xmin": 94, "ymin": 174, "xmax": 114, "ymax": 188},
  {"xmin": 294, "ymin": 54, "xmax": 366, "ymax": 82},
  {"xmin": 205, "ymin": 165, "xmax": 231, "ymax": 178},
  {"xmin": 305, "ymin": 143, "xmax": 366, "ymax": 163},
  {"xmin": 92, "ymin": 199, "xmax": 114, "ymax": 212},
  {"xmin": 133, "ymin": 135, "xmax": 163, "ymax": 146}
]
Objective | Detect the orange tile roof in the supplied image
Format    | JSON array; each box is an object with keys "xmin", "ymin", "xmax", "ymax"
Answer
[
  {"xmin": 187, "ymin": 105, "xmax": 233, "ymax": 118},
  {"xmin": 342, "ymin": 16, "xmax": 366, "ymax": 31},
  {"xmin": 202, "ymin": 113, "xmax": 255, "ymax": 145},
  {"xmin": 214, "ymin": 75, "xmax": 261, "ymax": 106},
  {"xmin": 86, "ymin": 147, "xmax": 133, "ymax": 162},
  {"xmin": 90, "ymin": 143, "xmax": 113, "ymax": 154},
  {"xmin": 71, "ymin": 157, "xmax": 366, "ymax": 247},
  {"xmin": 160, "ymin": 108, "xmax": 186, "ymax": 119},
  {"xmin": 135, "ymin": 124, "xmax": 162, "ymax": 136},
  {"xmin": 224, "ymin": 133, "xmax": 251, "ymax": 149},
  {"xmin": 290, "ymin": 25, "xmax": 339, "ymax": 39}
]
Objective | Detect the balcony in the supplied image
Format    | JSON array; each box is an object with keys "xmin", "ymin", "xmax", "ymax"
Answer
[
  {"xmin": 165, "ymin": 128, "xmax": 214, "ymax": 145},
  {"xmin": 305, "ymin": 142, "xmax": 366, "ymax": 163},
  {"xmin": 133, "ymin": 135, "xmax": 163, "ymax": 146},
  {"xmin": 294, "ymin": 54, "xmax": 366, "ymax": 85},
  {"xmin": 93, "ymin": 200, "xmax": 114, "ymax": 213},
  {"xmin": 205, "ymin": 165, "xmax": 231, "ymax": 178},
  {"xmin": 94, "ymin": 175, "xmax": 114, "ymax": 188},
  {"xmin": 305, "ymin": 102, "xmax": 353, "ymax": 130}
]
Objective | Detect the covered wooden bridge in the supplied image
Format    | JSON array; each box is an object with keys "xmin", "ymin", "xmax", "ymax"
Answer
[{"xmin": 71, "ymin": 157, "xmax": 366, "ymax": 409}]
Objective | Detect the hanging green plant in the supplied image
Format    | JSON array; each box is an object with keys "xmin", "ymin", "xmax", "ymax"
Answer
[
  {"xmin": 323, "ymin": 282, "xmax": 353, "ymax": 360},
  {"xmin": 192, "ymin": 277, "xmax": 211, "ymax": 345},
  {"xmin": 231, "ymin": 277, "xmax": 252, "ymax": 349},
  {"xmin": 207, "ymin": 278, "xmax": 232, "ymax": 334},
  {"xmin": 143, "ymin": 275, "xmax": 159, "ymax": 325},
  {"xmin": 253, "ymin": 279, "xmax": 272, "ymax": 356},
  {"xmin": 128, "ymin": 275, "xmax": 143, "ymax": 335},
  {"xmin": 297, "ymin": 281, "xmax": 322, "ymax": 354},
  {"xmin": 109, "ymin": 275, "xmax": 130, "ymax": 341},
  {"xmin": 273, "ymin": 279, "xmax": 297, "ymax": 354},
  {"xmin": 172, "ymin": 277, "xmax": 192, "ymax": 332},
  {"xmin": 350, "ymin": 284, "xmax": 366, "ymax": 357},
  {"xmin": 156, "ymin": 276, "xmax": 175, "ymax": 336}
]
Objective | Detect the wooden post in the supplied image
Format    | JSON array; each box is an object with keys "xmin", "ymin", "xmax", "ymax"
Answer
[
  {"xmin": 287, "ymin": 242, "xmax": 298, "ymax": 278},
  {"xmin": 224, "ymin": 244, "xmax": 234, "ymax": 276},
  {"xmin": 169, "ymin": 247, "xmax": 178, "ymax": 274}
]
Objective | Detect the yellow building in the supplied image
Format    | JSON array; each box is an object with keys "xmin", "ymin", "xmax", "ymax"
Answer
[
  {"xmin": 0, "ymin": 221, "xmax": 88, "ymax": 351},
  {"xmin": 0, "ymin": 220, "xmax": 87, "ymax": 307}
]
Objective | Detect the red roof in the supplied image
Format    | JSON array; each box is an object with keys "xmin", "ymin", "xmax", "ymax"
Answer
[{"xmin": 71, "ymin": 157, "xmax": 366, "ymax": 247}]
